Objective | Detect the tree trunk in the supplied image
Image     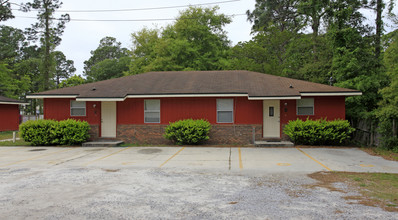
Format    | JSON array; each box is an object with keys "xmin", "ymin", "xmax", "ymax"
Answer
[
  {"xmin": 312, "ymin": 16, "xmax": 320, "ymax": 61},
  {"xmin": 43, "ymin": 0, "xmax": 51, "ymax": 91},
  {"xmin": 375, "ymin": 0, "xmax": 383, "ymax": 59}
]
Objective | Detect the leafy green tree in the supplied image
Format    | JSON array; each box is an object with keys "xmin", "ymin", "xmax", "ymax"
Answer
[
  {"xmin": 228, "ymin": 24, "xmax": 297, "ymax": 76},
  {"xmin": 87, "ymin": 56, "xmax": 129, "ymax": 82},
  {"xmin": 0, "ymin": 62, "xmax": 17, "ymax": 97},
  {"xmin": 297, "ymin": 0, "xmax": 330, "ymax": 60},
  {"xmin": 247, "ymin": 0, "xmax": 305, "ymax": 32},
  {"xmin": 22, "ymin": 0, "xmax": 70, "ymax": 90},
  {"xmin": 0, "ymin": 25, "xmax": 26, "ymax": 61},
  {"xmin": 284, "ymin": 33, "xmax": 333, "ymax": 82},
  {"xmin": 326, "ymin": 0, "xmax": 387, "ymax": 119},
  {"xmin": 376, "ymin": 31, "xmax": 398, "ymax": 150},
  {"xmin": 128, "ymin": 6, "xmax": 231, "ymax": 74},
  {"xmin": 129, "ymin": 28, "xmax": 160, "ymax": 74},
  {"xmin": 0, "ymin": 0, "xmax": 14, "ymax": 22},
  {"xmin": 53, "ymin": 51, "xmax": 75, "ymax": 87},
  {"xmin": 84, "ymin": 37, "xmax": 128, "ymax": 73},
  {"xmin": 0, "ymin": 26, "xmax": 35, "ymax": 100},
  {"xmin": 84, "ymin": 36, "xmax": 129, "ymax": 81},
  {"xmin": 59, "ymin": 75, "xmax": 86, "ymax": 88}
]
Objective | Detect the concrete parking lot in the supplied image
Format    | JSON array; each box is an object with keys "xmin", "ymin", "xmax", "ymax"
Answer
[
  {"xmin": 0, "ymin": 146, "xmax": 397, "ymax": 219},
  {"xmin": 0, "ymin": 146, "xmax": 397, "ymax": 173}
]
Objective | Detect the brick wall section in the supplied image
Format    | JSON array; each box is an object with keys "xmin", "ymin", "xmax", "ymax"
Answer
[
  {"xmin": 88, "ymin": 125, "xmax": 99, "ymax": 140},
  {"xmin": 117, "ymin": 124, "xmax": 264, "ymax": 145},
  {"xmin": 117, "ymin": 124, "xmax": 172, "ymax": 145}
]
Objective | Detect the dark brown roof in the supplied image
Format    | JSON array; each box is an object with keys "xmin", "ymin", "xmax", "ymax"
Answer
[
  {"xmin": 28, "ymin": 70, "xmax": 360, "ymax": 99},
  {"xmin": 0, "ymin": 95, "xmax": 26, "ymax": 104}
]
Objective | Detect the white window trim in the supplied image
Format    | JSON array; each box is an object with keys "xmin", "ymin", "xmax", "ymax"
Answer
[
  {"xmin": 296, "ymin": 98, "xmax": 314, "ymax": 116},
  {"xmin": 217, "ymin": 99, "xmax": 234, "ymax": 123},
  {"xmin": 70, "ymin": 100, "xmax": 86, "ymax": 117},
  {"xmin": 144, "ymin": 99, "xmax": 160, "ymax": 123}
]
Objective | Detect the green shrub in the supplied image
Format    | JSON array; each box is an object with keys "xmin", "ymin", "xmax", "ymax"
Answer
[
  {"xmin": 19, "ymin": 119, "xmax": 90, "ymax": 146},
  {"xmin": 283, "ymin": 118, "xmax": 355, "ymax": 145},
  {"xmin": 164, "ymin": 119, "xmax": 211, "ymax": 145}
]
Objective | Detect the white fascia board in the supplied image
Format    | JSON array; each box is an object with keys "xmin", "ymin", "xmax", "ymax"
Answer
[
  {"xmin": 75, "ymin": 98, "xmax": 126, "ymax": 102},
  {"xmin": 300, "ymin": 92, "xmax": 362, "ymax": 96},
  {"xmin": 248, "ymin": 96, "xmax": 301, "ymax": 100},
  {"xmin": 26, "ymin": 95, "xmax": 78, "ymax": 99},
  {"xmin": 126, "ymin": 94, "xmax": 248, "ymax": 98},
  {"xmin": 0, "ymin": 102, "xmax": 29, "ymax": 105}
]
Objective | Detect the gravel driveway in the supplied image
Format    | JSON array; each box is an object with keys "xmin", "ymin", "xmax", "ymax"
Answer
[
  {"xmin": 0, "ymin": 167, "xmax": 397, "ymax": 219},
  {"xmin": 0, "ymin": 146, "xmax": 397, "ymax": 219}
]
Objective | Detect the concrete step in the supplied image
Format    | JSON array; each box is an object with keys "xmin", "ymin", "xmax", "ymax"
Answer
[
  {"xmin": 82, "ymin": 141, "xmax": 124, "ymax": 147},
  {"xmin": 254, "ymin": 141, "xmax": 294, "ymax": 147}
]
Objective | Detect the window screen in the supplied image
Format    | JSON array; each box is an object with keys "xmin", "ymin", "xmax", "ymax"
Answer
[
  {"xmin": 297, "ymin": 98, "xmax": 314, "ymax": 115},
  {"xmin": 217, "ymin": 99, "xmax": 233, "ymax": 123},
  {"xmin": 70, "ymin": 101, "xmax": 86, "ymax": 116},
  {"xmin": 144, "ymin": 100, "xmax": 160, "ymax": 123}
]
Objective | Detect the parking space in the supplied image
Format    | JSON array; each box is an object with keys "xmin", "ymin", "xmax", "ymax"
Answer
[{"xmin": 0, "ymin": 146, "xmax": 397, "ymax": 173}]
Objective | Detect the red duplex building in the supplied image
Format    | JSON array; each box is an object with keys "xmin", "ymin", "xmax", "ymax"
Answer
[
  {"xmin": 27, "ymin": 71, "xmax": 361, "ymax": 144},
  {"xmin": 0, "ymin": 95, "xmax": 26, "ymax": 132}
]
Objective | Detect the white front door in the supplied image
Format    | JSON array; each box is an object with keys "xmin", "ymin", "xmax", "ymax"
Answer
[
  {"xmin": 101, "ymin": 102, "xmax": 116, "ymax": 138},
  {"xmin": 263, "ymin": 100, "xmax": 280, "ymax": 138}
]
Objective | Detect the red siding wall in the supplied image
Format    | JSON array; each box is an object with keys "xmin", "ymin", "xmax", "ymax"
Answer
[
  {"xmin": 0, "ymin": 104, "xmax": 20, "ymax": 131},
  {"xmin": 43, "ymin": 96, "xmax": 346, "ymax": 142},
  {"xmin": 43, "ymin": 96, "xmax": 345, "ymax": 126},
  {"xmin": 280, "ymin": 96, "xmax": 346, "ymax": 125},
  {"xmin": 117, "ymin": 97, "xmax": 263, "ymax": 125},
  {"xmin": 44, "ymin": 98, "xmax": 101, "ymax": 124}
]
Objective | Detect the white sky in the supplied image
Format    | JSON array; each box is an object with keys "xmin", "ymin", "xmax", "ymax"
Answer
[
  {"xmin": 3, "ymin": 0, "xmax": 397, "ymax": 76},
  {"xmin": 4, "ymin": 0, "xmax": 256, "ymax": 75}
]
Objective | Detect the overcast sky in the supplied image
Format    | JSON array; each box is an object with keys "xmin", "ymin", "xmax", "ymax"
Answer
[{"xmin": 3, "ymin": 0, "xmax": 397, "ymax": 76}]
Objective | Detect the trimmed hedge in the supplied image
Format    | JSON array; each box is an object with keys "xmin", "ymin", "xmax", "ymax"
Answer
[
  {"xmin": 283, "ymin": 119, "xmax": 355, "ymax": 145},
  {"xmin": 164, "ymin": 119, "xmax": 211, "ymax": 145},
  {"xmin": 19, "ymin": 119, "xmax": 90, "ymax": 146}
]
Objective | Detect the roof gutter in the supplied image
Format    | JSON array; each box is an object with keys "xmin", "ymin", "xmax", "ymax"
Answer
[
  {"xmin": 248, "ymin": 96, "xmax": 301, "ymax": 100},
  {"xmin": 126, "ymin": 93, "xmax": 248, "ymax": 98},
  {"xmin": 300, "ymin": 92, "xmax": 362, "ymax": 96},
  {"xmin": 76, "ymin": 97, "xmax": 125, "ymax": 101},
  {"xmin": 0, "ymin": 101, "xmax": 29, "ymax": 105},
  {"xmin": 26, "ymin": 95, "xmax": 78, "ymax": 99}
]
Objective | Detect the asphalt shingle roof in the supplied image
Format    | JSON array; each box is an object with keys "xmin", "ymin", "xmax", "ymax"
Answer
[
  {"xmin": 0, "ymin": 95, "xmax": 26, "ymax": 104},
  {"xmin": 30, "ymin": 70, "xmax": 360, "ymax": 99}
]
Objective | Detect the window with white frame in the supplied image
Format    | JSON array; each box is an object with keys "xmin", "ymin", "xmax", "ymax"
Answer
[
  {"xmin": 144, "ymin": 99, "xmax": 160, "ymax": 123},
  {"xmin": 297, "ymin": 98, "xmax": 314, "ymax": 115},
  {"xmin": 70, "ymin": 101, "xmax": 86, "ymax": 116},
  {"xmin": 217, "ymin": 99, "xmax": 234, "ymax": 123}
]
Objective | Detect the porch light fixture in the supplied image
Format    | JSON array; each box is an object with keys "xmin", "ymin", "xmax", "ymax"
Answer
[{"xmin": 93, "ymin": 104, "xmax": 96, "ymax": 108}]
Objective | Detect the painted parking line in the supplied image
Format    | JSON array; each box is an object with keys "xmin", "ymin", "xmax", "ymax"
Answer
[
  {"xmin": 277, "ymin": 163, "xmax": 291, "ymax": 166},
  {"xmin": 0, "ymin": 148, "xmax": 75, "ymax": 168},
  {"xmin": 159, "ymin": 147, "xmax": 185, "ymax": 168},
  {"xmin": 296, "ymin": 147, "xmax": 332, "ymax": 171},
  {"xmin": 360, "ymin": 164, "xmax": 374, "ymax": 167},
  {"xmin": 84, "ymin": 146, "xmax": 134, "ymax": 166},
  {"xmin": 238, "ymin": 147, "xmax": 243, "ymax": 170}
]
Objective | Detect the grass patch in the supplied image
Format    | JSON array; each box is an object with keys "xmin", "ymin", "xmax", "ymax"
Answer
[
  {"xmin": 0, "ymin": 131, "xmax": 19, "ymax": 140},
  {"xmin": 309, "ymin": 172, "xmax": 398, "ymax": 212},
  {"xmin": 361, "ymin": 147, "xmax": 398, "ymax": 161},
  {"xmin": 0, "ymin": 140, "xmax": 30, "ymax": 146}
]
